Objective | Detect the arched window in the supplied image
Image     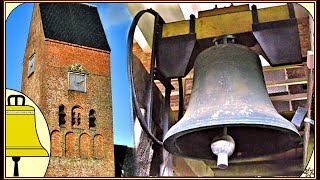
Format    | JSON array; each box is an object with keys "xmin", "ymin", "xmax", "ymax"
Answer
[
  {"xmin": 51, "ymin": 130, "xmax": 62, "ymax": 157},
  {"xmin": 71, "ymin": 105, "xmax": 83, "ymax": 127},
  {"xmin": 89, "ymin": 109, "xmax": 96, "ymax": 128},
  {"xmin": 79, "ymin": 133, "xmax": 91, "ymax": 158},
  {"xmin": 93, "ymin": 134, "xmax": 104, "ymax": 159},
  {"xmin": 58, "ymin": 105, "xmax": 66, "ymax": 127},
  {"xmin": 65, "ymin": 132, "xmax": 78, "ymax": 158}
]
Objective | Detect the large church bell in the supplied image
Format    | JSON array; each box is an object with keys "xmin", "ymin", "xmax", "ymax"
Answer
[
  {"xmin": 162, "ymin": 43, "xmax": 301, "ymax": 168},
  {"xmin": 128, "ymin": 6, "xmax": 302, "ymax": 170}
]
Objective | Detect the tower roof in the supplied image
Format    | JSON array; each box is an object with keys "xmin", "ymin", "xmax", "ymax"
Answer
[{"xmin": 39, "ymin": 3, "xmax": 110, "ymax": 51}]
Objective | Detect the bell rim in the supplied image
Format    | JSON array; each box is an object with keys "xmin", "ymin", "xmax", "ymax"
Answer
[
  {"xmin": 164, "ymin": 123, "xmax": 301, "ymax": 144},
  {"xmin": 164, "ymin": 116, "xmax": 300, "ymax": 141},
  {"xmin": 163, "ymin": 122, "xmax": 301, "ymax": 161}
]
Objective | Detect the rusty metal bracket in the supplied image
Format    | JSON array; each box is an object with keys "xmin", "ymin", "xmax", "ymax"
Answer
[
  {"xmin": 157, "ymin": 14, "xmax": 200, "ymax": 79},
  {"xmin": 154, "ymin": 67, "xmax": 174, "ymax": 91},
  {"xmin": 251, "ymin": 3, "xmax": 303, "ymax": 66}
]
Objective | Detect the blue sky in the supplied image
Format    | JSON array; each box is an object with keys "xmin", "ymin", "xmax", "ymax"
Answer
[{"xmin": 5, "ymin": 3, "xmax": 134, "ymax": 146}]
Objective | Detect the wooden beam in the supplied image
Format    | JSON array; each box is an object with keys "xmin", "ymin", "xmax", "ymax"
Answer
[
  {"xmin": 204, "ymin": 147, "xmax": 302, "ymax": 167},
  {"xmin": 159, "ymin": 77, "xmax": 307, "ymax": 87},
  {"xmin": 266, "ymin": 77, "xmax": 308, "ymax": 87},
  {"xmin": 183, "ymin": 158, "xmax": 215, "ymax": 176},
  {"xmin": 159, "ymin": 78, "xmax": 308, "ymax": 97},
  {"xmin": 170, "ymin": 93, "xmax": 308, "ymax": 112},
  {"xmin": 155, "ymin": 64, "xmax": 306, "ymax": 84},
  {"xmin": 270, "ymin": 93, "xmax": 307, "ymax": 101},
  {"xmin": 181, "ymin": 78, "xmax": 186, "ymax": 111},
  {"xmin": 164, "ymin": 90, "xmax": 190, "ymax": 97},
  {"xmin": 205, "ymin": 159, "xmax": 302, "ymax": 177},
  {"xmin": 262, "ymin": 64, "xmax": 305, "ymax": 72},
  {"xmin": 303, "ymin": 52, "xmax": 315, "ymax": 168},
  {"xmin": 162, "ymin": 5, "xmax": 290, "ymax": 39},
  {"xmin": 198, "ymin": 4, "xmax": 250, "ymax": 17},
  {"xmin": 172, "ymin": 156, "xmax": 197, "ymax": 176}
]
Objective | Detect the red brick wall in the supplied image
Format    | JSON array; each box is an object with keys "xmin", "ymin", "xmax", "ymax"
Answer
[
  {"xmin": 21, "ymin": 4, "xmax": 46, "ymax": 104},
  {"xmin": 94, "ymin": 134, "xmax": 104, "ymax": 159},
  {"xmin": 298, "ymin": 17, "xmax": 311, "ymax": 57},
  {"xmin": 80, "ymin": 133, "xmax": 91, "ymax": 158},
  {"xmin": 65, "ymin": 132, "xmax": 78, "ymax": 158},
  {"xmin": 21, "ymin": 4, "xmax": 114, "ymax": 177},
  {"xmin": 132, "ymin": 42, "xmax": 151, "ymax": 72},
  {"xmin": 51, "ymin": 130, "xmax": 62, "ymax": 157}
]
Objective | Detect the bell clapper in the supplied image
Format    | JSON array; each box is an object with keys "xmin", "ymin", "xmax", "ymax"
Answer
[
  {"xmin": 211, "ymin": 127, "xmax": 235, "ymax": 169},
  {"xmin": 12, "ymin": 156, "xmax": 20, "ymax": 176}
]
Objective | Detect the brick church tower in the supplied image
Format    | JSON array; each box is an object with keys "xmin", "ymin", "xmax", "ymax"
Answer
[{"xmin": 21, "ymin": 3, "xmax": 114, "ymax": 176}]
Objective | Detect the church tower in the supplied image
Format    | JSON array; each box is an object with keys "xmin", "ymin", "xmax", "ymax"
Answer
[{"xmin": 21, "ymin": 3, "xmax": 114, "ymax": 176}]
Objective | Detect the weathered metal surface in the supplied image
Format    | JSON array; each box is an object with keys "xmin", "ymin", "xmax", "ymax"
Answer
[
  {"xmin": 157, "ymin": 15, "xmax": 200, "ymax": 79},
  {"xmin": 157, "ymin": 33, "xmax": 200, "ymax": 79},
  {"xmin": 291, "ymin": 106, "xmax": 307, "ymax": 129},
  {"xmin": 163, "ymin": 44, "xmax": 301, "ymax": 161},
  {"xmin": 252, "ymin": 11, "xmax": 302, "ymax": 66},
  {"xmin": 162, "ymin": 5, "xmax": 290, "ymax": 39}
]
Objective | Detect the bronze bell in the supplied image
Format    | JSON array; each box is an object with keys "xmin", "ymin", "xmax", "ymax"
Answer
[{"xmin": 163, "ymin": 44, "xmax": 301, "ymax": 168}]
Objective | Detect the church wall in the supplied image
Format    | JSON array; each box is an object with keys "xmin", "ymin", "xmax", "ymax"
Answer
[{"xmin": 21, "ymin": 3, "xmax": 114, "ymax": 177}]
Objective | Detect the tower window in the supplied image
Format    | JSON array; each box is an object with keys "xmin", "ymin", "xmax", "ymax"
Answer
[
  {"xmin": 72, "ymin": 106, "xmax": 82, "ymax": 127},
  {"xmin": 28, "ymin": 54, "xmax": 35, "ymax": 76},
  {"xmin": 59, "ymin": 105, "xmax": 66, "ymax": 127},
  {"xmin": 89, "ymin": 109, "xmax": 96, "ymax": 128}
]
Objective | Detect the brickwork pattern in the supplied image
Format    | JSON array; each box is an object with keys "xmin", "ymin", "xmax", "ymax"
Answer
[
  {"xmin": 21, "ymin": 4, "xmax": 114, "ymax": 177},
  {"xmin": 132, "ymin": 42, "xmax": 151, "ymax": 72},
  {"xmin": 298, "ymin": 17, "xmax": 311, "ymax": 57},
  {"xmin": 80, "ymin": 133, "xmax": 91, "ymax": 158}
]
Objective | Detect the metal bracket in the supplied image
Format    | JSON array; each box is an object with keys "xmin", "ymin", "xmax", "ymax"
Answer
[
  {"xmin": 189, "ymin": 14, "xmax": 195, "ymax": 34},
  {"xmin": 154, "ymin": 67, "xmax": 174, "ymax": 91},
  {"xmin": 251, "ymin": 3, "xmax": 303, "ymax": 66},
  {"xmin": 291, "ymin": 106, "xmax": 308, "ymax": 129},
  {"xmin": 157, "ymin": 14, "xmax": 200, "ymax": 79},
  {"xmin": 291, "ymin": 106, "xmax": 314, "ymax": 129},
  {"xmin": 304, "ymin": 117, "xmax": 315, "ymax": 125}
]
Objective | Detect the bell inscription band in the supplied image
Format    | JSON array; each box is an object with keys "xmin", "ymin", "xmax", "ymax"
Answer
[
  {"xmin": 163, "ymin": 44, "xmax": 301, "ymax": 169},
  {"xmin": 6, "ymin": 95, "xmax": 49, "ymax": 176}
]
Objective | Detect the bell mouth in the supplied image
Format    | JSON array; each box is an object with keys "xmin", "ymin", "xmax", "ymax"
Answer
[
  {"xmin": 163, "ymin": 124, "xmax": 301, "ymax": 161},
  {"xmin": 162, "ymin": 44, "xmax": 302, "ymax": 162}
]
